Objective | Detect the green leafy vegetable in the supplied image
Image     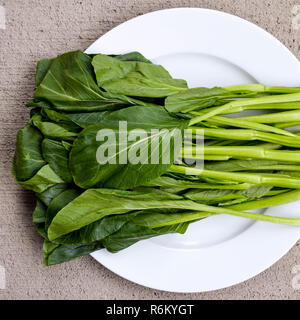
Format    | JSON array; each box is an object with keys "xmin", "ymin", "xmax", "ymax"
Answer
[{"xmin": 12, "ymin": 50, "xmax": 300, "ymax": 266}]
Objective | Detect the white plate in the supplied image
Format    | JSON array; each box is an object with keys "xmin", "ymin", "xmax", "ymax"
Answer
[{"xmin": 86, "ymin": 8, "xmax": 300, "ymax": 293}]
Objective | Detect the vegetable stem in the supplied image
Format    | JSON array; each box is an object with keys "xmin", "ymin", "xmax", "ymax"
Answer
[
  {"xmin": 189, "ymin": 127, "xmax": 300, "ymax": 148},
  {"xmin": 225, "ymin": 84, "xmax": 300, "ymax": 94},
  {"xmin": 170, "ymin": 165, "xmax": 300, "ymax": 189},
  {"xmin": 189, "ymin": 93, "xmax": 300, "ymax": 125},
  {"xmin": 183, "ymin": 146, "xmax": 300, "ymax": 162},
  {"xmin": 189, "ymin": 112, "xmax": 294, "ymax": 137},
  {"xmin": 236, "ymin": 110, "xmax": 300, "ymax": 124}
]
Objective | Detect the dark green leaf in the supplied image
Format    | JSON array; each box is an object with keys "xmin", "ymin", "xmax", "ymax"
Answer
[
  {"xmin": 12, "ymin": 126, "xmax": 46, "ymax": 181},
  {"xmin": 102, "ymin": 221, "xmax": 189, "ymax": 253},
  {"xmin": 111, "ymin": 52, "xmax": 152, "ymax": 63},
  {"xmin": 47, "ymin": 188, "xmax": 198, "ymax": 240},
  {"xmin": 42, "ymin": 108, "xmax": 111, "ymax": 129},
  {"xmin": 42, "ymin": 139, "xmax": 73, "ymax": 183},
  {"xmin": 43, "ymin": 240, "xmax": 103, "ymax": 266},
  {"xmin": 70, "ymin": 106, "xmax": 188, "ymax": 189},
  {"xmin": 37, "ymin": 183, "xmax": 69, "ymax": 206},
  {"xmin": 65, "ymin": 111, "xmax": 111, "ymax": 128},
  {"xmin": 53, "ymin": 207, "xmax": 194, "ymax": 245},
  {"xmin": 32, "ymin": 114, "xmax": 78, "ymax": 141},
  {"xmin": 35, "ymin": 58, "xmax": 54, "ymax": 87},
  {"xmin": 33, "ymin": 199, "xmax": 47, "ymax": 238},
  {"xmin": 46, "ymin": 188, "xmax": 81, "ymax": 230},
  {"xmin": 17, "ymin": 164, "xmax": 64, "ymax": 193}
]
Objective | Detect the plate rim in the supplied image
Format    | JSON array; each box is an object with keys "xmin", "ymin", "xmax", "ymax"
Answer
[{"xmin": 86, "ymin": 7, "xmax": 300, "ymax": 66}]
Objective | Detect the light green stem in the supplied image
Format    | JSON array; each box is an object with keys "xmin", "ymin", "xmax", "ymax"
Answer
[
  {"xmin": 190, "ymin": 112, "xmax": 294, "ymax": 137},
  {"xmin": 182, "ymin": 194, "xmax": 300, "ymax": 226},
  {"xmin": 225, "ymin": 84, "xmax": 300, "ymax": 94},
  {"xmin": 236, "ymin": 110, "xmax": 300, "ymax": 123},
  {"xmin": 189, "ymin": 93, "xmax": 300, "ymax": 125},
  {"xmin": 190, "ymin": 102, "xmax": 300, "ymax": 117},
  {"xmin": 275, "ymin": 122, "xmax": 300, "ymax": 129},
  {"xmin": 170, "ymin": 165, "xmax": 300, "ymax": 189},
  {"xmin": 188, "ymin": 155, "xmax": 231, "ymax": 161},
  {"xmin": 160, "ymin": 190, "xmax": 300, "ymax": 226},
  {"xmin": 227, "ymin": 189, "xmax": 300, "ymax": 211},
  {"xmin": 227, "ymin": 165, "xmax": 300, "ymax": 172},
  {"xmin": 184, "ymin": 146, "xmax": 300, "ymax": 162},
  {"xmin": 190, "ymin": 127, "xmax": 300, "ymax": 148}
]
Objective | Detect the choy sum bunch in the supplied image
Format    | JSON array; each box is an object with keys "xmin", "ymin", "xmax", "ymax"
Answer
[{"xmin": 12, "ymin": 50, "xmax": 300, "ymax": 265}]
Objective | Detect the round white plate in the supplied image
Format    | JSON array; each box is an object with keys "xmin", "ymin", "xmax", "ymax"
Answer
[{"xmin": 86, "ymin": 8, "xmax": 300, "ymax": 293}]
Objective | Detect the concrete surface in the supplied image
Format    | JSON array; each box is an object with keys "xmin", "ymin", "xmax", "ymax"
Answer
[{"xmin": 0, "ymin": 0, "xmax": 300, "ymax": 300}]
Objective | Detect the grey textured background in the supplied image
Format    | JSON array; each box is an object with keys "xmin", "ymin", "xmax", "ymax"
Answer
[{"xmin": 0, "ymin": 0, "xmax": 300, "ymax": 300}]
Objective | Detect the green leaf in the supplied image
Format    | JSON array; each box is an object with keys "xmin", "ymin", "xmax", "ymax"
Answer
[
  {"xmin": 43, "ymin": 240, "xmax": 60, "ymax": 265},
  {"xmin": 241, "ymin": 186, "xmax": 273, "ymax": 199},
  {"xmin": 32, "ymin": 114, "xmax": 78, "ymax": 141},
  {"xmin": 45, "ymin": 188, "xmax": 81, "ymax": 230},
  {"xmin": 42, "ymin": 108, "xmax": 111, "ymax": 129},
  {"xmin": 111, "ymin": 51, "xmax": 152, "ymax": 63},
  {"xmin": 92, "ymin": 54, "xmax": 187, "ymax": 98},
  {"xmin": 53, "ymin": 213, "xmax": 134, "ymax": 245},
  {"xmin": 61, "ymin": 141, "xmax": 72, "ymax": 151},
  {"xmin": 52, "ymin": 206, "xmax": 195, "ymax": 245},
  {"xmin": 130, "ymin": 209, "xmax": 204, "ymax": 228},
  {"xmin": 165, "ymin": 87, "xmax": 233, "ymax": 113},
  {"xmin": 33, "ymin": 199, "xmax": 47, "ymax": 224},
  {"xmin": 47, "ymin": 188, "xmax": 194, "ymax": 240},
  {"xmin": 70, "ymin": 105, "xmax": 188, "ymax": 189},
  {"xmin": 12, "ymin": 126, "xmax": 46, "ymax": 181},
  {"xmin": 65, "ymin": 111, "xmax": 111, "ymax": 128},
  {"xmin": 184, "ymin": 189, "xmax": 247, "ymax": 203},
  {"xmin": 43, "ymin": 240, "xmax": 103, "ymax": 266},
  {"xmin": 35, "ymin": 58, "xmax": 54, "ymax": 87},
  {"xmin": 52, "ymin": 208, "xmax": 194, "ymax": 252},
  {"xmin": 33, "ymin": 199, "xmax": 47, "ymax": 238},
  {"xmin": 184, "ymin": 186, "xmax": 272, "ymax": 204},
  {"xmin": 18, "ymin": 164, "xmax": 64, "ymax": 193},
  {"xmin": 102, "ymin": 221, "xmax": 190, "ymax": 253},
  {"xmin": 42, "ymin": 139, "xmax": 73, "ymax": 183},
  {"xmin": 33, "ymin": 51, "xmax": 144, "ymax": 112},
  {"xmin": 42, "ymin": 108, "xmax": 70, "ymax": 122},
  {"xmin": 37, "ymin": 183, "xmax": 69, "ymax": 206}
]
